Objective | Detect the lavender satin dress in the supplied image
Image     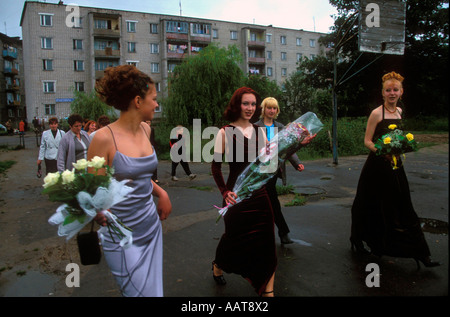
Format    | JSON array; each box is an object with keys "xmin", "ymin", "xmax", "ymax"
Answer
[{"xmin": 101, "ymin": 139, "xmax": 163, "ymax": 297}]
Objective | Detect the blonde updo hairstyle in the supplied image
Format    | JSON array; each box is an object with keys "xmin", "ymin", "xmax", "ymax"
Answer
[
  {"xmin": 382, "ymin": 71, "xmax": 404, "ymax": 89},
  {"xmin": 260, "ymin": 97, "xmax": 280, "ymax": 119}
]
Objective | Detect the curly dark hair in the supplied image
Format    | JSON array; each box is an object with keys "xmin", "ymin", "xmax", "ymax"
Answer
[
  {"xmin": 223, "ymin": 87, "xmax": 261, "ymax": 122},
  {"xmin": 95, "ymin": 65, "xmax": 154, "ymax": 111},
  {"xmin": 67, "ymin": 114, "xmax": 83, "ymax": 127}
]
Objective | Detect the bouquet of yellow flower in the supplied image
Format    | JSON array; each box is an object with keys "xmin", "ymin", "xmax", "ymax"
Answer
[
  {"xmin": 374, "ymin": 124, "xmax": 418, "ymax": 169},
  {"xmin": 44, "ymin": 157, "xmax": 133, "ymax": 247}
]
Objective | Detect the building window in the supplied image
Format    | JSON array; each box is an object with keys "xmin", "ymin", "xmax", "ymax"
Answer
[
  {"xmin": 281, "ymin": 68, "xmax": 287, "ymax": 76},
  {"xmin": 281, "ymin": 52, "xmax": 287, "ymax": 61},
  {"xmin": 309, "ymin": 39, "xmax": 316, "ymax": 47},
  {"xmin": 192, "ymin": 23, "xmax": 210, "ymax": 35},
  {"xmin": 166, "ymin": 21, "xmax": 188, "ymax": 33},
  {"xmin": 296, "ymin": 53, "xmax": 303, "ymax": 62},
  {"xmin": 127, "ymin": 21, "xmax": 137, "ymax": 32},
  {"xmin": 95, "ymin": 60, "xmax": 119, "ymax": 71},
  {"xmin": 266, "ymin": 34, "xmax": 272, "ymax": 43},
  {"xmin": 213, "ymin": 29, "xmax": 218, "ymax": 39},
  {"xmin": 150, "ymin": 43, "xmax": 159, "ymax": 54},
  {"xmin": 267, "ymin": 67, "xmax": 273, "ymax": 77},
  {"xmin": 267, "ymin": 51, "xmax": 272, "ymax": 60},
  {"xmin": 94, "ymin": 19, "xmax": 112, "ymax": 30},
  {"xmin": 73, "ymin": 39, "xmax": 83, "ymax": 50},
  {"xmin": 127, "ymin": 61, "xmax": 138, "ymax": 67},
  {"xmin": 75, "ymin": 82, "xmax": 84, "ymax": 92},
  {"xmin": 230, "ymin": 31, "xmax": 238, "ymax": 40},
  {"xmin": 310, "ymin": 54, "xmax": 316, "ymax": 60},
  {"xmin": 296, "ymin": 38, "xmax": 302, "ymax": 46},
  {"xmin": 43, "ymin": 81, "xmax": 56, "ymax": 93},
  {"xmin": 41, "ymin": 37, "xmax": 53, "ymax": 49},
  {"xmin": 43, "ymin": 59, "xmax": 53, "ymax": 71},
  {"xmin": 155, "ymin": 82, "xmax": 161, "ymax": 92},
  {"xmin": 45, "ymin": 104, "xmax": 56, "ymax": 115},
  {"xmin": 150, "ymin": 23, "xmax": 158, "ymax": 34},
  {"xmin": 128, "ymin": 42, "xmax": 136, "ymax": 53},
  {"xmin": 280, "ymin": 36, "xmax": 287, "ymax": 45},
  {"xmin": 39, "ymin": 14, "xmax": 53, "ymax": 26},
  {"xmin": 70, "ymin": 16, "xmax": 83, "ymax": 28},
  {"xmin": 249, "ymin": 50, "xmax": 256, "ymax": 58},
  {"xmin": 151, "ymin": 63, "xmax": 160, "ymax": 73},
  {"xmin": 74, "ymin": 60, "xmax": 84, "ymax": 71}
]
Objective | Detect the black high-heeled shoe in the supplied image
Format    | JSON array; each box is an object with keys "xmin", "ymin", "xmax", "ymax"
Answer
[
  {"xmin": 414, "ymin": 257, "xmax": 440, "ymax": 270},
  {"xmin": 350, "ymin": 238, "xmax": 370, "ymax": 254},
  {"xmin": 212, "ymin": 261, "xmax": 226, "ymax": 285}
]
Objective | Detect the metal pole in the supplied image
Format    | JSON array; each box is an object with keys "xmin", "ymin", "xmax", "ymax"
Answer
[{"xmin": 332, "ymin": 51, "xmax": 338, "ymax": 165}]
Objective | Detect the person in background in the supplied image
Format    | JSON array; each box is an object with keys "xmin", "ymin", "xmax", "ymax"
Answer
[
  {"xmin": 169, "ymin": 125, "xmax": 196, "ymax": 181},
  {"xmin": 90, "ymin": 115, "xmax": 111, "ymax": 140},
  {"xmin": 254, "ymin": 97, "xmax": 306, "ymax": 244},
  {"xmin": 84, "ymin": 120, "xmax": 97, "ymax": 136},
  {"xmin": 37, "ymin": 117, "xmax": 65, "ymax": 174},
  {"xmin": 56, "ymin": 113, "xmax": 90, "ymax": 171}
]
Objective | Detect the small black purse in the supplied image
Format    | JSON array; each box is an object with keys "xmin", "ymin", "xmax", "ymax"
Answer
[{"xmin": 76, "ymin": 222, "xmax": 102, "ymax": 265}]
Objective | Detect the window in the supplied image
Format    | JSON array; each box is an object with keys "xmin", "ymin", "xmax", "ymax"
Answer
[
  {"xmin": 155, "ymin": 82, "xmax": 161, "ymax": 92},
  {"xmin": 127, "ymin": 21, "xmax": 137, "ymax": 32},
  {"xmin": 249, "ymin": 50, "xmax": 256, "ymax": 58},
  {"xmin": 74, "ymin": 60, "xmax": 84, "ymax": 71},
  {"xmin": 166, "ymin": 21, "xmax": 188, "ymax": 33},
  {"xmin": 230, "ymin": 31, "xmax": 238, "ymax": 40},
  {"xmin": 192, "ymin": 23, "xmax": 210, "ymax": 35},
  {"xmin": 267, "ymin": 51, "xmax": 272, "ymax": 60},
  {"xmin": 296, "ymin": 53, "xmax": 303, "ymax": 62},
  {"xmin": 75, "ymin": 82, "xmax": 84, "ymax": 92},
  {"xmin": 266, "ymin": 34, "xmax": 272, "ymax": 43},
  {"xmin": 280, "ymin": 36, "xmax": 287, "ymax": 45},
  {"xmin": 150, "ymin": 23, "xmax": 158, "ymax": 34},
  {"xmin": 150, "ymin": 43, "xmax": 159, "ymax": 54},
  {"xmin": 41, "ymin": 37, "xmax": 53, "ymax": 49},
  {"xmin": 151, "ymin": 63, "xmax": 160, "ymax": 73},
  {"xmin": 45, "ymin": 104, "xmax": 56, "ymax": 116},
  {"xmin": 213, "ymin": 29, "xmax": 218, "ymax": 39},
  {"xmin": 128, "ymin": 42, "xmax": 136, "ymax": 53},
  {"xmin": 281, "ymin": 52, "xmax": 287, "ymax": 61},
  {"xmin": 267, "ymin": 67, "xmax": 273, "ymax": 77},
  {"xmin": 94, "ymin": 39, "xmax": 119, "ymax": 50},
  {"xmin": 71, "ymin": 16, "xmax": 83, "ymax": 28},
  {"xmin": 94, "ymin": 19, "xmax": 110, "ymax": 29},
  {"xmin": 127, "ymin": 61, "xmax": 138, "ymax": 67},
  {"xmin": 296, "ymin": 38, "xmax": 302, "ymax": 46},
  {"xmin": 40, "ymin": 14, "xmax": 53, "ymax": 26},
  {"xmin": 309, "ymin": 39, "xmax": 316, "ymax": 47},
  {"xmin": 43, "ymin": 81, "xmax": 56, "ymax": 93},
  {"xmin": 43, "ymin": 59, "xmax": 53, "ymax": 71},
  {"xmin": 310, "ymin": 54, "xmax": 316, "ymax": 60},
  {"xmin": 250, "ymin": 33, "xmax": 257, "ymax": 41},
  {"xmin": 281, "ymin": 68, "xmax": 287, "ymax": 76},
  {"xmin": 73, "ymin": 39, "xmax": 83, "ymax": 50},
  {"xmin": 95, "ymin": 60, "xmax": 119, "ymax": 71}
]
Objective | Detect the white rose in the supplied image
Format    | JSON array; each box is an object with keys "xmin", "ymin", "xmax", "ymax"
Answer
[
  {"xmin": 72, "ymin": 159, "xmax": 89, "ymax": 170},
  {"xmin": 88, "ymin": 156, "xmax": 106, "ymax": 169},
  {"xmin": 61, "ymin": 170, "xmax": 75, "ymax": 184},
  {"xmin": 43, "ymin": 172, "xmax": 60, "ymax": 188}
]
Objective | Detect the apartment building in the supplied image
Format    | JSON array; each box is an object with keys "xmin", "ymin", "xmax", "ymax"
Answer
[
  {"xmin": 20, "ymin": 1, "xmax": 326, "ymax": 122},
  {"xmin": 0, "ymin": 32, "xmax": 25, "ymax": 128}
]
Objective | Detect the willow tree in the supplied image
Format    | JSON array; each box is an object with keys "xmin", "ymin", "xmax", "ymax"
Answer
[
  {"xmin": 164, "ymin": 44, "xmax": 245, "ymax": 127},
  {"xmin": 70, "ymin": 89, "xmax": 117, "ymax": 121}
]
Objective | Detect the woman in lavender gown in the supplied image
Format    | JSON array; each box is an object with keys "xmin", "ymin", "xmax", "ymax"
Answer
[{"xmin": 88, "ymin": 65, "xmax": 172, "ymax": 296}]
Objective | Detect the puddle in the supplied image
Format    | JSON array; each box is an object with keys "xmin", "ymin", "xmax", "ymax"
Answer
[
  {"xmin": 1, "ymin": 270, "xmax": 58, "ymax": 297},
  {"xmin": 420, "ymin": 218, "xmax": 448, "ymax": 235}
]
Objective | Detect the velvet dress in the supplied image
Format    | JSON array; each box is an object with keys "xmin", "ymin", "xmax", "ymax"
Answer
[
  {"xmin": 351, "ymin": 108, "xmax": 431, "ymax": 259},
  {"xmin": 211, "ymin": 124, "xmax": 277, "ymax": 295}
]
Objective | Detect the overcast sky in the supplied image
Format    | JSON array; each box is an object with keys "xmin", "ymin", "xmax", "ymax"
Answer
[{"xmin": 0, "ymin": 0, "xmax": 337, "ymax": 39}]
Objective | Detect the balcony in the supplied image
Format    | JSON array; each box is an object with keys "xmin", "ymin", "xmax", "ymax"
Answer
[
  {"xmin": 248, "ymin": 40, "xmax": 265, "ymax": 48},
  {"xmin": 166, "ymin": 33, "xmax": 188, "ymax": 41},
  {"xmin": 5, "ymin": 84, "xmax": 19, "ymax": 91},
  {"xmin": 190, "ymin": 34, "xmax": 211, "ymax": 43},
  {"xmin": 93, "ymin": 27, "xmax": 120, "ymax": 38},
  {"xmin": 3, "ymin": 67, "xmax": 19, "ymax": 75},
  {"xmin": 167, "ymin": 52, "xmax": 187, "ymax": 60},
  {"xmin": 2, "ymin": 49, "xmax": 18, "ymax": 59},
  {"xmin": 248, "ymin": 57, "xmax": 265, "ymax": 64},
  {"xmin": 94, "ymin": 47, "xmax": 120, "ymax": 58}
]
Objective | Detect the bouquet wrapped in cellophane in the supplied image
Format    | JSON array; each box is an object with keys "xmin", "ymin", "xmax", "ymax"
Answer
[
  {"xmin": 44, "ymin": 157, "xmax": 134, "ymax": 248},
  {"xmin": 374, "ymin": 124, "xmax": 418, "ymax": 169},
  {"xmin": 215, "ymin": 112, "xmax": 323, "ymax": 222}
]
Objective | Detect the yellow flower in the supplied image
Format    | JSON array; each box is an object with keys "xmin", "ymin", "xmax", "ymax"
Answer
[
  {"xmin": 406, "ymin": 133, "xmax": 414, "ymax": 141},
  {"xmin": 61, "ymin": 170, "xmax": 75, "ymax": 184},
  {"xmin": 43, "ymin": 172, "xmax": 60, "ymax": 188},
  {"xmin": 72, "ymin": 158, "xmax": 89, "ymax": 170},
  {"xmin": 88, "ymin": 156, "xmax": 106, "ymax": 169},
  {"xmin": 383, "ymin": 137, "xmax": 391, "ymax": 144},
  {"xmin": 388, "ymin": 124, "xmax": 397, "ymax": 130}
]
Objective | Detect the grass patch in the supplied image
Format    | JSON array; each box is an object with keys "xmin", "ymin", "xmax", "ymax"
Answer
[
  {"xmin": 189, "ymin": 185, "xmax": 214, "ymax": 192},
  {"xmin": 285, "ymin": 193, "xmax": 308, "ymax": 207},
  {"xmin": 0, "ymin": 160, "xmax": 16, "ymax": 174}
]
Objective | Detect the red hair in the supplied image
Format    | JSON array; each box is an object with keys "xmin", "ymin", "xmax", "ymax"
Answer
[{"xmin": 223, "ymin": 87, "xmax": 261, "ymax": 122}]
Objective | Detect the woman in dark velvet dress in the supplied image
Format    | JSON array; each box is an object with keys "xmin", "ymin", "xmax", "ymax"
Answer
[
  {"xmin": 211, "ymin": 87, "xmax": 277, "ymax": 296},
  {"xmin": 350, "ymin": 72, "xmax": 439, "ymax": 269}
]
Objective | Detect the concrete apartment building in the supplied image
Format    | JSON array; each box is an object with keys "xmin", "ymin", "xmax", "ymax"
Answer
[
  {"xmin": 1, "ymin": 33, "xmax": 25, "ymax": 129},
  {"xmin": 20, "ymin": 1, "xmax": 326, "ymax": 122}
]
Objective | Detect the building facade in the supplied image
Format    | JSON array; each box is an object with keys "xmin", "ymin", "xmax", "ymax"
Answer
[
  {"xmin": 20, "ymin": 1, "xmax": 326, "ymax": 122},
  {"xmin": 1, "ymin": 33, "xmax": 25, "ymax": 129}
]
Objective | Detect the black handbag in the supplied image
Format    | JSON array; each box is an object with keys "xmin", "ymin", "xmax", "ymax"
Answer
[{"xmin": 76, "ymin": 222, "xmax": 102, "ymax": 265}]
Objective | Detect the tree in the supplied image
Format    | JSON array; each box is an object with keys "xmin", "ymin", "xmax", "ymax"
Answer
[
  {"xmin": 164, "ymin": 44, "xmax": 245, "ymax": 127},
  {"xmin": 244, "ymin": 74, "xmax": 284, "ymax": 120},
  {"xmin": 70, "ymin": 90, "xmax": 117, "ymax": 121}
]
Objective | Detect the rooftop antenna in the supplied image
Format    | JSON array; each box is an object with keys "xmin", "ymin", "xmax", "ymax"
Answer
[
  {"xmin": 179, "ymin": 0, "xmax": 182, "ymax": 16},
  {"xmin": 313, "ymin": 16, "xmax": 316, "ymax": 32}
]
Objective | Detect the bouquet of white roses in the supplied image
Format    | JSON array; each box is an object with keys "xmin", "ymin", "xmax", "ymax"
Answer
[
  {"xmin": 374, "ymin": 124, "xmax": 418, "ymax": 169},
  {"xmin": 44, "ymin": 156, "xmax": 133, "ymax": 248},
  {"xmin": 215, "ymin": 112, "xmax": 323, "ymax": 222}
]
